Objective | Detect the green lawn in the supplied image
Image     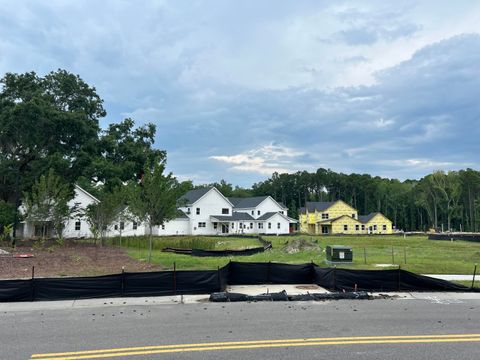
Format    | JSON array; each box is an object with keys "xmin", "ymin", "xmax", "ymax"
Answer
[{"xmin": 122, "ymin": 235, "xmax": 480, "ymax": 275}]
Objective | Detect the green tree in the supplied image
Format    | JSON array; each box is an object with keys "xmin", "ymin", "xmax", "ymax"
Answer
[
  {"xmin": 0, "ymin": 70, "xmax": 105, "ymax": 204},
  {"xmin": 92, "ymin": 118, "xmax": 166, "ymax": 191},
  {"xmin": 128, "ymin": 164, "xmax": 188, "ymax": 262},
  {"xmin": 22, "ymin": 169, "xmax": 75, "ymax": 240},
  {"xmin": 84, "ymin": 187, "xmax": 126, "ymax": 246}
]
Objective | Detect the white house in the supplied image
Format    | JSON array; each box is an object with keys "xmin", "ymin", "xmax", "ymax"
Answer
[
  {"xmin": 19, "ymin": 186, "xmax": 297, "ymax": 238},
  {"xmin": 20, "ymin": 185, "xmax": 100, "ymax": 239}
]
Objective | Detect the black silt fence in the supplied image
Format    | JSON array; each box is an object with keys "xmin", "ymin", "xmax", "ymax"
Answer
[
  {"xmin": 429, "ymin": 234, "xmax": 480, "ymax": 242},
  {"xmin": 0, "ymin": 262, "xmax": 477, "ymax": 302}
]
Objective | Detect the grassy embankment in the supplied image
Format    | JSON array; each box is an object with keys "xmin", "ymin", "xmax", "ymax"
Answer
[{"xmin": 114, "ymin": 234, "xmax": 480, "ymax": 276}]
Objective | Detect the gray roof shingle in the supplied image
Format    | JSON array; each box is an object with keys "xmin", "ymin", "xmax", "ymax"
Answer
[
  {"xmin": 178, "ymin": 187, "xmax": 213, "ymax": 205},
  {"xmin": 228, "ymin": 196, "xmax": 269, "ymax": 208},
  {"xmin": 358, "ymin": 213, "xmax": 380, "ymax": 223},
  {"xmin": 211, "ymin": 212, "xmax": 255, "ymax": 221},
  {"xmin": 301, "ymin": 201, "xmax": 336, "ymax": 213}
]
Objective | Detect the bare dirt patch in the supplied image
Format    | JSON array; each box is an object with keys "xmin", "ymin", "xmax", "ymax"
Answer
[{"xmin": 0, "ymin": 240, "xmax": 162, "ymax": 279}]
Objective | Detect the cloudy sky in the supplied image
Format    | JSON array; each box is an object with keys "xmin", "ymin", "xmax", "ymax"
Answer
[{"xmin": 1, "ymin": 1, "xmax": 479, "ymax": 186}]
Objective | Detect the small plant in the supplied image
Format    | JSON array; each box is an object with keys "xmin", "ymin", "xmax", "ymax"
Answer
[
  {"xmin": 32, "ymin": 238, "xmax": 46, "ymax": 251},
  {"xmin": 1, "ymin": 224, "xmax": 13, "ymax": 243}
]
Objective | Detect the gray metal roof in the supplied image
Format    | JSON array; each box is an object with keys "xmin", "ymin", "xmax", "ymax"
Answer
[
  {"xmin": 358, "ymin": 213, "xmax": 380, "ymax": 223},
  {"xmin": 178, "ymin": 187, "xmax": 213, "ymax": 205},
  {"xmin": 210, "ymin": 212, "xmax": 255, "ymax": 221}
]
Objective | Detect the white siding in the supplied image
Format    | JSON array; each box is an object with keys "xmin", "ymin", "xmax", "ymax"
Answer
[{"xmin": 183, "ymin": 189, "xmax": 233, "ymax": 236}]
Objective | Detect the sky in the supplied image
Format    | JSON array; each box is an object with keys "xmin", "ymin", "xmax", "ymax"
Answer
[{"xmin": 1, "ymin": 0, "xmax": 479, "ymax": 186}]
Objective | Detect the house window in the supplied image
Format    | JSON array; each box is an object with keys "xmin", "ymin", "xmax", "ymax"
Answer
[
  {"xmin": 222, "ymin": 208, "xmax": 229, "ymax": 214},
  {"xmin": 352, "ymin": 214, "xmax": 356, "ymax": 219},
  {"xmin": 322, "ymin": 213, "xmax": 329, "ymax": 219},
  {"xmin": 355, "ymin": 224, "xmax": 359, "ymax": 231},
  {"xmin": 187, "ymin": 208, "xmax": 191, "ymax": 214},
  {"xmin": 277, "ymin": 222, "xmax": 281, "ymax": 229},
  {"xmin": 250, "ymin": 222, "xmax": 253, "ymax": 229},
  {"xmin": 383, "ymin": 224, "xmax": 387, "ymax": 231},
  {"xmin": 373, "ymin": 225, "xmax": 377, "ymax": 231},
  {"xmin": 114, "ymin": 224, "xmax": 118, "ymax": 230},
  {"xmin": 231, "ymin": 223, "xmax": 234, "ymax": 228},
  {"xmin": 322, "ymin": 226, "xmax": 329, "ymax": 234},
  {"xmin": 239, "ymin": 223, "xmax": 243, "ymax": 229},
  {"xmin": 251, "ymin": 210, "xmax": 254, "ymax": 215},
  {"xmin": 120, "ymin": 222, "xmax": 124, "ymax": 230},
  {"xmin": 281, "ymin": 211, "xmax": 284, "ymax": 215},
  {"xmin": 196, "ymin": 208, "xmax": 200, "ymax": 215},
  {"xmin": 133, "ymin": 222, "xmax": 138, "ymax": 230},
  {"xmin": 257, "ymin": 210, "xmax": 261, "ymax": 215},
  {"xmin": 198, "ymin": 222, "xmax": 206, "ymax": 228},
  {"xmin": 75, "ymin": 220, "xmax": 81, "ymax": 231},
  {"xmin": 343, "ymin": 224, "xmax": 348, "ymax": 231},
  {"xmin": 268, "ymin": 223, "xmax": 271, "ymax": 229},
  {"xmin": 361, "ymin": 224, "xmax": 365, "ymax": 231},
  {"xmin": 258, "ymin": 223, "xmax": 263, "ymax": 229},
  {"xmin": 213, "ymin": 222, "xmax": 218, "ymax": 229},
  {"xmin": 161, "ymin": 224, "xmax": 165, "ymax": 230}
]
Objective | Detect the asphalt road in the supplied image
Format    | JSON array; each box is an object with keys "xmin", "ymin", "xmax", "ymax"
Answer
[{"xmin": 1, "ymin": 296, "xmax": 480, "ymax": 360}]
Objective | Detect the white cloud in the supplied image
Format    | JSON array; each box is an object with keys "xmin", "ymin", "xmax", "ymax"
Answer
[{"xmin": 210, "ymin": 144, "xmax": 311, "ymax": 175}]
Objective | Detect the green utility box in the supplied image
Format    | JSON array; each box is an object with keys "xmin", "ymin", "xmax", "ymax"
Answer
[{"xmin": 326, "ymin": 245, "xmax": 353, "ymax": 263}]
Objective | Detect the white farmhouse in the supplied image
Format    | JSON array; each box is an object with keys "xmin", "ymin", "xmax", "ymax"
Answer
[
  {"xmin": 21, "ymin": 185, "xmax": 100, "ymax": 239},
  {"xmin": 19, "ymin": 185, "xmax": 297, "ymax": 238}
]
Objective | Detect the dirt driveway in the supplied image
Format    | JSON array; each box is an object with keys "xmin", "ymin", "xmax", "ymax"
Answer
[{"xmin": 0, "ymin": 240, "xmax": 161, "ymax": 279}]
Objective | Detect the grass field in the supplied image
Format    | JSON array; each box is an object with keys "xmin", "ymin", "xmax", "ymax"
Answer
[{"xmin": 122, "ymin": 234, "xmax": 480, "ymax": 275}]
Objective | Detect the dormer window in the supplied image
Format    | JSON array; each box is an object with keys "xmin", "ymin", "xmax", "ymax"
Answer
[
  {"xmin": 257, "ymin": 210, "xmax": 260, "ymax": 215},
  {"xmin": 251, "ymin": 210, "xmax": 254, "ymax": 215},
  {"xmin": 322, "ymin": 213, "xmax": 329, "ymax": 219},
  {"xmin": 351, "ymin": 214, "xmax": 355, "ymax": 219},
  {"xmin": 196, "ymin": 208, "xmax": 200, "ymax": 215},
  {"xmin": 222, "ymin": 208, "xmax": 229, "ymax": 214},
  {"xmin": 187, "ymin": 208, "xmax": 191, "ymax": 214}
]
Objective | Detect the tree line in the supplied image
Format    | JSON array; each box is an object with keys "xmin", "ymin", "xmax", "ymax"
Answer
[
  {"xmin": 1, "ymin": 70, "xmax": 479, "ymax": 241},
  {"xmin": 0, "ymin": 70, "xmax": 190, "ymax": 247},
  {"xmin": 216, "ymin": 169, "xmax": 480, "ymax": 232}
]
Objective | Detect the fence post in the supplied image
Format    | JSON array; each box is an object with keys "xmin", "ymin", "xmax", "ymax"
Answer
[
  {"xmin": 173, "ymin": 262, "xmax": 177, "ymax": 296},
  {"xmin": 472, "ymin": 263, "xmax": 477, "ymax": 289},
  {"xmin": 121, "ymin": 267, "xmax": 125, "ymax": 297},
  {"xmin": 31, "ymin": 266, "xmax": 35, "ymax": 302},
  {"xmin": 333, "ymin": 265, "xmax": 337, "ymax": 291},
  {"xmin": 267, "ymin": 261, "xmax": 271, "ymax": 284},
  {"xmin": 397, "ymin": 265, "xmax": 401, "ymax": 291}
]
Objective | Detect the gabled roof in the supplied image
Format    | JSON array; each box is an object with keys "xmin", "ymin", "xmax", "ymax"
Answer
[
  {"xmin": 358, "ymin": 212, "xmax": 386, "ymax": 223},
  {"xmin": 257, "ymin": 211, "xmax": 298, "ymax": 223},
  {"xmin": 178, "ymin": 187, "xmax": 213, "ymax": 205},
  {"xmin": 175, "ymin": 210, "xmax": 189, "ymax": 219},
  {"xmin": 228, "ymin": 196, "xmax": 267, "ymax": 208},
  {"xmin": 178, "ymin": 187, "xmax": 234, "ymax": 207},
  {"xmin": 228, "ymin": 195, "xmax": 288, "ymax": 210},
  {"xmin": 256, "ymin": 211, "xmax": 279, "ymax": 221},
  {"xmin": 317, "ymin": 214, "xmax": 361, "ymax": 224},
  {"xmin": 74, "ymin": 184, "xmax": 100, "ymax": 203},
  {"xmin": 303, "ymin": 201, "xmax": 336, "ymax": 212},
  {"xmin": 211, "ymin": 212, "xmax": 255, "ymax": 221}
]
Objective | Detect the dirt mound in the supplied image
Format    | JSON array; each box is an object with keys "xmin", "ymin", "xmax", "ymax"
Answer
[{"xmin": 282, "ymin": 239, "xmax": 321, "ymax": 254}]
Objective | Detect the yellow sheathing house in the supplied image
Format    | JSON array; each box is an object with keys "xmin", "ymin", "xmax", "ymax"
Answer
[
  {"xmin": 299, "ymin": 201, "xmax": 393, "ymax": 235},
  {"xmin": 358, "ymin": 213, "xmax": 393, "ymax": 234}
]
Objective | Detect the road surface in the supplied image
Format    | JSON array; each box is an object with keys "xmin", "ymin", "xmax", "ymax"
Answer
[{"xmin": 1, "ymin": 294, "xmax": 479, "ymax": 360}]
